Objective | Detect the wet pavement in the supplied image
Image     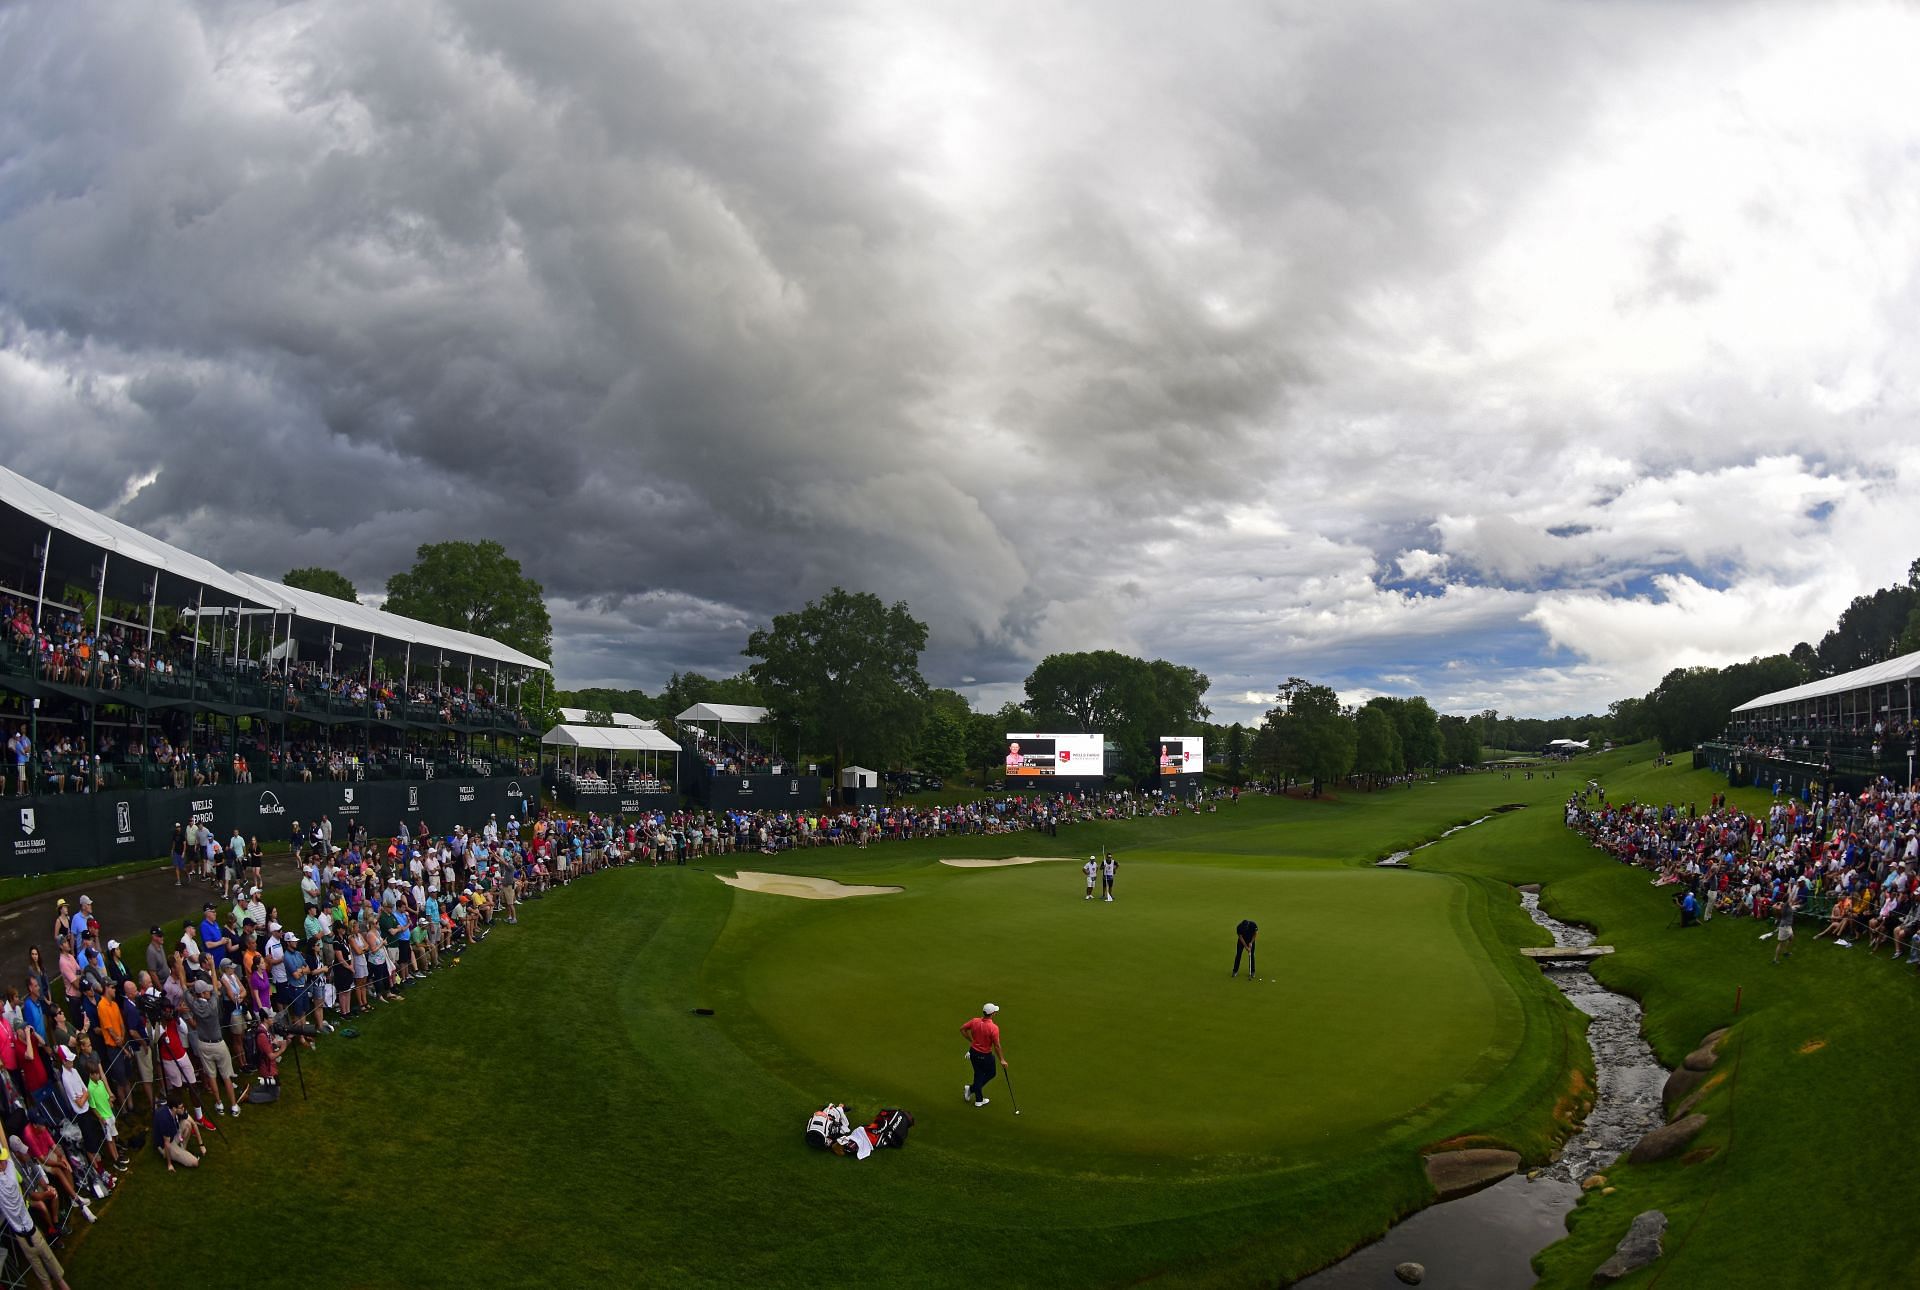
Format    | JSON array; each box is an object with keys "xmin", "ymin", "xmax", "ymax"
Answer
[{"xmin": 0, "ymin": 856, "xmax": 304, "ymax": 972}]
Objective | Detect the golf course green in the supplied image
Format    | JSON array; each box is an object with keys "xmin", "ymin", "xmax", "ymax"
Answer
[
  {"xmin": 732, "ymin": 862, "xmax": 1518, "ymax": 1161},
  {"xmin": 68, "ymin": 747, "xmax": 1919, "ymax": 1287}
]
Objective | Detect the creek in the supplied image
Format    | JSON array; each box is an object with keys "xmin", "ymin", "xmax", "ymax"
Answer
[{"xmin": 1294, "ymin": 891, "xmax": 1667, "ymax": 1288}]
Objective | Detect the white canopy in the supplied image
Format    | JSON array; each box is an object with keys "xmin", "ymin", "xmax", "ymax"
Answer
[
  {"xmin": 558, "ymin": 707, "xmax": 594, "ymax": 723},
  {"xmin": 1732, "ymin": 649, "xmax": 1920, "ymax": 714},
  {"xmin": 541, "ymin": 723, "xmax": 681, "ymax": 752},
  {"xmin": 610, "ymin": 712, "xmax": 653, "ymax": 728},
  {"xmin": 0, "ymin": 462, "xmax": 274, "ymax": 607},
  {"xmin": 839, "ymin": 765, "xmax": 878, "ymax": 788},
  {"xmin": 676, "ymin": 703, "xmax": 769, "ymax": 724},
  {"xmin": 233, "ymin": 571, "xmax": 549, "ymax": 673}
]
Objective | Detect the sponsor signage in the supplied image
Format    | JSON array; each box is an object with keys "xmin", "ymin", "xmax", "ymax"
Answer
[
  {"xmin": 257, "ymin": 790, "xmax": 286, "ymax": 817},
  {"xmin": 13, "ymin": 808, "xmax": 45, "ymax": 861},
  {"xmin": 1003, "ymin": 733, "xmax": 1106, "ymax": 778},
  {"xmin": 113, "ymin": 800, "xmax": 137, "ymax": 845},
  {"xmin": 337, "ymin": 787, "xmax": 360, "ymax": 817},
  {"xmin": 1158, "ymin": 737, "xmax": 1205, "ymax": 776}
]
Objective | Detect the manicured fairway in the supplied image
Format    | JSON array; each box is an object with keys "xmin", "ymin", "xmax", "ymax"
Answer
[
  {"xmin": 65, "ymin": 774, "xmax": 1594, "ymax": 1287},
  {"xmin": 732, "ymin": 862, "xmax": 1517, "ymax": 1160}
]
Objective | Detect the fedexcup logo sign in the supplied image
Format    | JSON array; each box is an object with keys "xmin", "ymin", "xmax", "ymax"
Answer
[
  {"xmin": 18, "ymin": 809, "xmax": 34, "ymax": 836},
  {"xmin": 257, "ymin": 791, "xmax": 285, "ymax": 817},
  {"xmin": 507, "ymin": 781, "xmax": 524, "ymax": 799}
]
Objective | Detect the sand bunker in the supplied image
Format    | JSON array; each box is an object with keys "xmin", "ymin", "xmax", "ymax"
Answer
[
  {"xmin": 716, "ymin": 871, "xmax": 902, "ymax": 899},
  {"xmin": 940, "ymin": 856, "xmax": 1079, "ymax": 869}
]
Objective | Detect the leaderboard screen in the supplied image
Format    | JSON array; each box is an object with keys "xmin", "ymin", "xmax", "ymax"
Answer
[
  {"xmin": 1157, "ymin": 737, "xmax": 1205, "ymax": 775},
  {"xmin": 1005, "ymin": 733, "xmax": 1104, "ymax": 777}
]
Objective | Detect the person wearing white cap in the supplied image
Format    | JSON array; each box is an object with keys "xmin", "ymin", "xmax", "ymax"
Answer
[
  {"xmin": 960, "ymin": 1003, "xmax": 1007, "ymax": 1109},
  {"xmin": 1083, "ymin": 855, "xmax": 1098, "ymax": 900}
]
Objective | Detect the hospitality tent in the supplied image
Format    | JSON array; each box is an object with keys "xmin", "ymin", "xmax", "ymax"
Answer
[{"xmin": 541, "ymin": 722, "xmax": 681, "ymax": 784}]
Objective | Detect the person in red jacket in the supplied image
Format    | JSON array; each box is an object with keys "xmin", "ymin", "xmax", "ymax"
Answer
[{"xmin": 960, "ymin": 1003, "xmax": 1006, "ymax": 1109}]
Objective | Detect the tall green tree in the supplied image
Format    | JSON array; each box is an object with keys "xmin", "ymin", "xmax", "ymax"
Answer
[
  {"xmin": 967, "ymin": 703, "xmax": 1030, "ymax": 784},
  {"xmin": 1437, "ymin": 713, "xmax": 1481, "ymax": 766},
  {"xmin": 283, "ymin": 567, "xmax": 359, "ymax": 603},
  {"xmin": 1254, "ymin": 678, "xmax": 1355, "ymax": 797},
  {"xmin": 1023, "ymin": 650, "xmax": 1209, "ymax": 777},
  {"xmin": 1226, "ymin": 722, "xmax": 1248, "ymax": 783},
  {"xmin": 384, "ymin": 540, "xmax": 553, "ymax": 663},
  {"xmin": 1353, "ymin": 703, "xmax": 1403, "ymax": 787},
  {"xmin": 917, "ymin": 708, "xmax": 968, "ymax": 779},
  {"xmin": 742, "ymin": 588, "xmax": 930, "ymax": 782}
]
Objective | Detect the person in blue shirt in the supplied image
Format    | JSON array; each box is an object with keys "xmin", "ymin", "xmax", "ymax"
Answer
[
  {"xmin": 197, "ymin": 904, "xmax": 231, "ymax": 970},
  {"xmin": 1678, "ymin": 888, "xmax": 1700, "ymax": 929},
  {"xmin": 21, "ymin": 979, "xmax": 46, "ymax": 1041},
  {"xmin": 68, "ymin": 896, "xmax": 94, "ymax": 947}
]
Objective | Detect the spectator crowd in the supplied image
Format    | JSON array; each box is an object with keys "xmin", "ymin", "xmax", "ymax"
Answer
[
  {"xmin": 1564, "ymin": 776, "xmax": 1920, "ymax": 962},
  {"xmin": 0, "ymin": 777, "xmax": 1244, "ymax": 1284}
]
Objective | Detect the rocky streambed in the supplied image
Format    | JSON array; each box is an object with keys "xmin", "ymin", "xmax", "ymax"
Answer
[{"xmin": 1294, "ymin": 891, "xmax": 1668, "ymax": 1288}]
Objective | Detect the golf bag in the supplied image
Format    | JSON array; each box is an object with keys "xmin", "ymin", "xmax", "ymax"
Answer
[
  {"xmin": 865, "ymin": 1108, "xmax": 914, "ymax": 1149},
  {"xmin": 804, "ymin": 1103, "xmax": 852, "ymax": 1150}
]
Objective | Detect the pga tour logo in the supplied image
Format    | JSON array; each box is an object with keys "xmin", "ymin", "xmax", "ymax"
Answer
[
  {"xmin": 114, "ymin": 801, "xmax": 135, "ymax": 842},
  {"xmin": 257, "ymin": 791, "xmax": 286, "ymax": 817},
  {"xmin": 408, "ymin": 786, "xmax": 419, "ymax": 810}
]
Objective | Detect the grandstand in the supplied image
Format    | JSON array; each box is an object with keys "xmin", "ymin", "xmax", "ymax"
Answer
[
  {"xmin": 0, "ymin": 464, "xmax": 547, "ymax": 873},
  {"xmin": 1698, "ymin": 647, "xmax": 1920, "ymax": 793}
]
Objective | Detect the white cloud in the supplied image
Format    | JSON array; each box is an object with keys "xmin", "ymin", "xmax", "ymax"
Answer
[{"xmin": 4, "ymin": 1, "xmax": 1920, "ymax": 717}]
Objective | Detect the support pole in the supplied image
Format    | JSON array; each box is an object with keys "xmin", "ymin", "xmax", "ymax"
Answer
[{"xmin": 31, "ymin": 529, "xmax": 50, "ymax": 629}]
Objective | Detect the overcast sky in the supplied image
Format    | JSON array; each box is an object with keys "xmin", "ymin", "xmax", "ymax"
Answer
[{"xmin": 4, "ymin": 1, "xmax": 1919, "ymax": 723}]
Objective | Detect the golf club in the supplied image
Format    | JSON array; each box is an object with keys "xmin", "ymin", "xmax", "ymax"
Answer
[{"xmin": 1002, "ymin": 1062, "xmax": 1021, "ymax": 1115}]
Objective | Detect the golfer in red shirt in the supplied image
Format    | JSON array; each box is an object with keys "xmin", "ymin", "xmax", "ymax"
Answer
[{"xmin": 961, "ymin": 1003, "xmax": 1006, "ymax": 1108}]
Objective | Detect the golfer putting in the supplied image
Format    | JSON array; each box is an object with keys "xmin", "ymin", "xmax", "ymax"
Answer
[
  {"xmin": 1232, "ymin": 917, "xmax": 1258, "ymax": 980},
  {"xmin": 961, "ymin": 1002, "xmax": 1009, "ymax": 1110}
]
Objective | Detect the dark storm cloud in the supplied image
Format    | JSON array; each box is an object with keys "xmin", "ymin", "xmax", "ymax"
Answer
[{"xmin": 3, "ymin": 1, "xmax": 1917, "ymax": 718}]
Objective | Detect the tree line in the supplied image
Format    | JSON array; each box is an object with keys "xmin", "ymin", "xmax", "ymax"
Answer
[{"xmin": 1609, "ymin": 557, "xmax": 1920, "ymax": 752}]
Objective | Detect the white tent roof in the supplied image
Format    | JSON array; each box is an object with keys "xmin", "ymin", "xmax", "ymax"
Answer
[
  {"xmin": 233, "ymin": 572, "xmax": 549, "ymax": 673},
  {"xmin": 610, "ymin": 712, "xmax": 653, "ymax": 728},
  {"xmin": 541, "ymin": 723, "xmax": 681, "ymax": 752},
  {"xmin": 558, "ymin": 707, "xmax": 594, "ymax": 723},
  {"xmin": 676, "ymin": 703, "xmax": 769, "ymax": 724},
  {"xmin": 0, "ymin": 462, "xmax": 274, "ymax": 607},
  {"xmin": 0, "ymin": 461, "xmax": 546, "ymax": 673},
  {"xmin": 1732, "ymin": 648, "xmax": 1920, "ymax": 713}
]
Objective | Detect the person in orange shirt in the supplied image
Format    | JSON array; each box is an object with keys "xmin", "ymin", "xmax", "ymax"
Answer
[{"xmin": 960, "ymin": 1003, "xmax": 1007, "ymax": 1109}]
